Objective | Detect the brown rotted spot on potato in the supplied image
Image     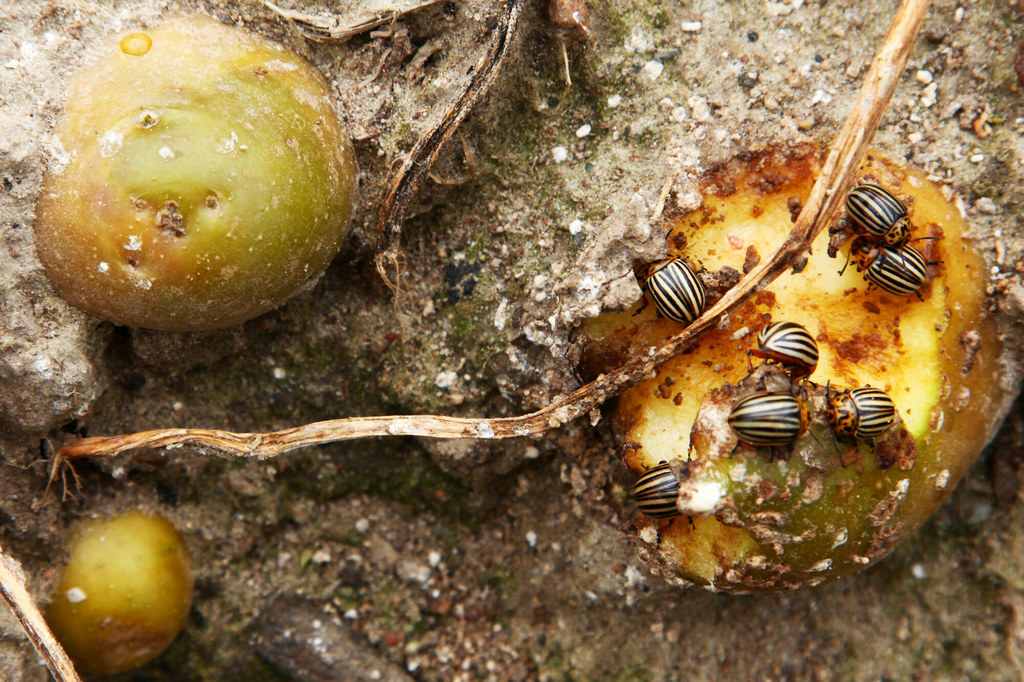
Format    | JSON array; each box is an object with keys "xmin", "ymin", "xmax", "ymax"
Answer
[
  {"xmin": 835, "ymin": 479, "xmax": 856, "ymax": 499},
  {"xmin": 800, "ymin": 469, "xmax": 825, "ymax": 503},
  {"xmin": 749, "ymin": 525, "xmax": 789, "ymax": 555},
  {"xmin": 156, "ymin": 200, "xmax": 185, "ymax": 237},
  {"xmin": 896, "ymin": 429, "xmax": 918, "ymax": 470},
  {"xmin": 715, "ymin": 505, "xmax": 743, "ymax": 528},
  {"xmin": 790, "ymin": 253, "xmax": 809, "ymax": 274},
  {"xmin": 787, "ymin": 196, "xmax": 802, "ymax": 222},
  {"xmin": 742, "ymin": 245, "xmax": 761, "ymax": 273},
  {"xmin": 749, "ymin": 510, "xmax": 789, "ymax": 527},
  {"xmin": 700, "ymin": 266, "xmax": 742, "ymax": 300},
  {"xmin": 753, "ymin": 479, "xmax": 780, "ymax": 505},
  {"xmin": 832, "ymin": 331, "xmax": 889, "ymax": 365},
  {"xmin": 656, "ymin": 375, "xmax": 675, "ymax": 399},
  {"xmin": 839, "ymin": 445, "xmax": 862, "ymax": 469},
  {"xmin": 950, "ymin": 386, "xmax": 972, "ymax": 412},
  {"xmin": 874, "ymin": 427, "xmax": 916, "ymax": 471},
  {"xmin": 867, "ymin": 522, "xmax": 907, "ymax": 559},
  {"xmin": 868, "ymin": 494, "xmax": 901, "ymax": 527}
]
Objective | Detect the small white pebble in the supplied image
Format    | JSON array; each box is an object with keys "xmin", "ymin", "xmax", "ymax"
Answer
[
  {"xmin": 172, "ymin": 401, "xmax": 183, "ymax": 411},
  {"xmin": 907, "ymin": 132, "xmax": 924, "ymax": 144},
  {"xmin": 680, "ymin": 20, "xmax": 702, "ymax": 32},
  {"xmin": 969, "ymin": 153, "xmax": 985, "ymax": 163},
  {"xmin": 687, "ymin": 95, "xmax": 711, "ymax": 122},
  {"xmin": 607, "ymin": 94, "xmax": 622, "ymax": 108},
  {"xmin": 524, "ymin": 445, "xmax": 541, "ymax": 459},
  {"xmin": 434, "ymin": 370, "xmax": 457, "ymax": 389},
  {"xmin": 575, "ymin": 123, "xmax": 592, "ymax": 138},
  {"xmin": 65, "ymin": 587, "xmax": 87, "ymax": 604},
  {"xmin": 809, "ymin": 89, "xmax": 832, "ymax": 106},
  {"xmin": 551, "ymin": 146, "xmax": 568, "ymax": 163},
  {"xmin": 568, "ymin": 219, "xmax": 584, "ymax": 235},
  {"xmin": 976, "ymin": 197, "xmax": 998, "ymax": 214},
  {"xmin": 355, "ymin": 518, "xmax": 370, "ymax": 533},
  {"xmin": 643, "ymin": 60, "xmax": 665, "ymax": 80},
  {"xmin": 311, "ymin": 549, "xmax": 331, "ymax": 564},
  {"xmin": 954, "ymin": 6, "xmax": 965, "ymax": 22},
  {"xmin": 911, "ymin": 563, "xmax": 927, "ymax": 580},
  {"xmin": 671, "ymin": 106, "xmax": 687, "ymax": 122},
  {"xmin": 428, "ymin": 551, "xmax": 442, "ymax": 567},
  {"xmin": 916, "ymin": 69, "xmax": 933, "ymax": 85},
  {"xmin": 920, "ymin": 82, "xmax": 938, "ymax": 108},
  {"xmin": 526, "ymin": 530, "xmax": 538, "ymax": 548},
  {"xmin": 272, "ymin": 367, "xmax": 287, "ymax": 380}
]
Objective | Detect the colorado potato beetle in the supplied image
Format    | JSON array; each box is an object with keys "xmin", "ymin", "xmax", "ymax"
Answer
[
  {"xmin": 728, "ymin": 392, "xmax": 810, "ymax": 448},
  {"xmin": 849, "ymin": 237, "xmax": 929, "ymax": 299},
  {"xmin": 846, "ymin": 183, "xmax": 911, "ymax": 247},
  {"xmin": 633, "ymin": 462, "xmax": 681, "ymax": 519},
  {"xmin": 748, "ymin": 321, "xmax": 819, "ymax": 381},
  {"xmin": 639, "ymin": 257, "xmax": 707, "ymax": 325},
  {"xmin": 826, "ymin": 385, "xmax": 897, "ymax": 440}
]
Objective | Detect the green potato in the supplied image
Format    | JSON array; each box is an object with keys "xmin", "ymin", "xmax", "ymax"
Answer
[
  {"xmin": 585, "ymin": 149, "xmax": 1008, "ymax": 592},
  {"xmin": 34, "ymin": 16, "xmax": 357, "ymax": 331},
  {"xmin": 46, "ymin": 511, "xmax": 193, "ymax": 676}
]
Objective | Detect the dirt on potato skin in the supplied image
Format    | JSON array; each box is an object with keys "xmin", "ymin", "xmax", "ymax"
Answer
[{"xmin": 2, "ymin": 1, "xmax": 1024, "ymax": 681}]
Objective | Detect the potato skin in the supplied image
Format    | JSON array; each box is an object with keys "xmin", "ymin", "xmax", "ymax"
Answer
[
  {"xmin": 34, "ymin": 16, "xmax": 357, "ymax": 331},
  {"xmin": 585, "ymin": 148, "xmax": 1008, "ymax": 592},
  {"xmin": 45, "ymin": 511, "xmax": 193, "ymax": 675}
]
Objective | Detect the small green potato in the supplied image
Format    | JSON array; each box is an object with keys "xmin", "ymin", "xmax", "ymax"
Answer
[
  {"xmin": 34, "ymin": 16, "xmax": 357, "ymax": 331},
  {"xmin": 46, "ymin": 511, "xmax": 193, "ymax": 676}
]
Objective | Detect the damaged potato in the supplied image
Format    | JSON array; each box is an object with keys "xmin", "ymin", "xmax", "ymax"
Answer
[
  {"xmin": 583, "ymin": 147, "xmax": 1006, "ymax": 592},
  {"xmin": 34, "ymin": 16, "xmax": 357, "ymax": 332}
]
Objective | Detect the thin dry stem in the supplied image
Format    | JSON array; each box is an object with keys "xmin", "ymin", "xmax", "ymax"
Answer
[
  {"xmin": 375, "ymin": 0, "xmax": 523, "ymax": 289},
  {"xmin": 261, "ymin": 0, "xmax": 443, "ymax": 43},
  {"xmin": 52, "ymin": 0, "xmax": 930, "ymax": 469},
  {"xmin": 0, "ymin": 545, "xmax": 81, "ymax": 682}
]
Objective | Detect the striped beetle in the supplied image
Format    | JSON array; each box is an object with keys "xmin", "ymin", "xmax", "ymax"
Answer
[
  {"xmin": 728, "ymin": 391, "xmax": 810, "ymax": 449},
  {"xmin": 826, "ymin": 385, "xmax": 897, "ymax": 440},
  {"xmin": 846, "ymin": 184, "xmax": 911, "ymax": 247},
  {"xmin": 849, "ymin": 237, "xmax": 930, "ymax": 299},
  {"xmin": 748, "ymin": 321, "xmax": 819, "ymax": 381},
  {"xmin": 638, "ymin": 257, "xmax": 707, "ymax": 325},
  {"xmin": 632, "ymin": 462, "xmax": 680, "ymax": 519}
]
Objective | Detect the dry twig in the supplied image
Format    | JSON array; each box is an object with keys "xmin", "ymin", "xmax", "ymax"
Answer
[
  {"xmin": 0, "ymin": 545, "xmax": 81, "ymax": 682},
  {"xmin": 261, "ymin": 0, "xmax": 443, "ymax": 42},
  {"xmin": 52, "ymin": 0, "xmax": 930, "ymax": 470},
  {"xmin": 375, "ymin": 0, "xmax": 523, "ymax": 290}
]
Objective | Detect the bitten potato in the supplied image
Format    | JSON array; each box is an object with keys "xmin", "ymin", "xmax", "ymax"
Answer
[{"xmin": 584, "ymin": 147, "xmax": 1006, "ymax": 592}]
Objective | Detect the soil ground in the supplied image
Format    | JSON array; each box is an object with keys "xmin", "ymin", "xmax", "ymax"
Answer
[{"xmin": 2, "ymin": 0, "xmax": 1024, "ymax": 680}]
